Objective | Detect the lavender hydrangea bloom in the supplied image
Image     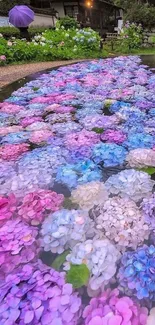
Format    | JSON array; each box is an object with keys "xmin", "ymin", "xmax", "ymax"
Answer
[
  {"xmin": 64, "ymin": 239, "xmax": 120, "ymax": 292},
  {"xmin": 41, "ymin": 209, "xmax": 94, "ymax": 254},
  {"xmin": 118, "ymin": 245, "xmax": 155, "ymax": 301},
  {"xmin": 141, "ymin": 194, "xmax": 155, "ymax": 228},
  {"xmin": 105, "ymin": 169, "xmax": 154, "ymax": 202},
  {"xmin": 0, "ymin": 261, "xmax": 82, "ymax": 325},
  {"xmin": 0, "ymin": 219, "xmax": 39, "ymax": 277}
]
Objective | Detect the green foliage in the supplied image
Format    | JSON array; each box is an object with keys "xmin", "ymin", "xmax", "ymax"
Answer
[
  {"xmin": 0, "ymin": 26, "xmax": 50, "ymax": 39},
  {"xmin": 92, "ymin": 127, "xmax": 104, "ymax": 134},
  {"xmin": 138, "ymin": 167, "xmax": 155, "ymax": 175},
  {"xmin": 120, "ymin": 22, "xmax": 143, "ymax": 50},
  {"xmin": 66, "ymin": 264, "xmax": 90, "ymax": 289},
  {"xmin": 52, "ymin": 250, "xmax": 70, "ymax": 271},
  {"xmin": 0, "ymin": 27, "xmax": 101, "ymax": 65},
  {"xmin": 125, "ymin": 3, "xmax": 155, "ymax": 28},
  {"xmin": 0, "ymin": 0, "xmax": 30, "ymax": 15},
  {"xmin": 56, "ymin": 16, "xmax": 78, "ymax": 30}
]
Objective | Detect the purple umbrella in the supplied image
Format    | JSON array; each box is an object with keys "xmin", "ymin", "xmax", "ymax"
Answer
[{"xmin": 9, "ymin": 5, "xmax": 34, "ymax": 28}]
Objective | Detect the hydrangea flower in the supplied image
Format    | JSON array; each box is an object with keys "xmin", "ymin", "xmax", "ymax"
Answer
[
  {"xmin": 126, "ymin": 148, "xmax": 155, "ymax": 168},
  {"xmin": 147, "ymin": 308, "xmax": 155, "ymax": 325},
  {"xmin": 0, "ymin": 261, "xmax": 82, "ymax": 324},
  {"xmin": 52, "ymin": 122, "xmax": 82, "ymax": 135},
  {"xmin": 83, "ymin": 288, "xmax": 148, "ymax": 325},
  {"xmin": 71, "ymin": 181, "xmax": 108, "ymax": 210},
  {"xmin": 20, "ymin": 116, "xmax": 43, "ymax": 127},
  {"xmin": 123, "ymin": 133, "xmax": 154, "ymax": 150},
  {"xmin": 41, "ymin": 209, "xmax": 94, "ymax": 254},
  {"xmin": 105, "ymin": 169, "xmax": 154, "ymax": 202},
  {"xmin": 92, "ymin": 143, "xmax": 127, "ymax": 166},
  {"xmin": 0, "ymin": 219, "xmax": 39, "ymax": 276},
  {"xmin": 0, "ymin": 103, "xmax": 25, "ymax": 114},
  {"xmin": 91, "ymin": 196, "xmax": 150, "ymax": 251},
  {"xmin": 0, "ymin": 143, "xmax": 30, "ymax": 161},
  {"xmin": 18, "ymin": 190, "xmax": 64, "ymax": 225},
  {"xmin": 141, "ymin": 194, "xmax": 155, "ymax": 228},
  {"xmin": 29, "ymin": 130, "xmax": 53, "ymax": 144},
  {"xmin": 101, "ymin": 129, "xmax": 127, "ymax": 144},
  {"xmin": 45, "ymin": 113, "xmax": 72, "ymax": 124},
  {"xmin": 0, "ymin": 194, "xmax": 17, "ymax": 226},
  {"xmin": 118, "ymin": 245, "xmax": 155, "ymax": 300},
  {"xmin": 56, "ymin": 160, "xmax": 102, "ymax": 189},
  {"xmin": 80, "ymin": 114, "xmax": 119, "ymax": 130},
  {"xmin": 0, "ymin": 125, "xmax": 23, "ymax": 136},
  {"xmin": 64, "ymin": 130, "xmax": 100, "ymax": 149},
  {"xmin": 65, "ymin": 239, "xmax": 120, "ymax": 292},
  {"xmin": 44, "ymin": 104, "xmax": 75, "ymax": 113}
]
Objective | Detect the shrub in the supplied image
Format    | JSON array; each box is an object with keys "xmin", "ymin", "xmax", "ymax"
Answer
[
  {"xmin": 125, "ymin": 3, "xmax": 155, "ymax": 29},
  {"xmin": 0, "ymin": 26, "xmax": 52, "ymax": 39},
  {"xmin": 120, "ymin": 22, "xmax": 143, "ymax": 49},
  {"xmin": 56, "ymin": 16, "xmax": 78, "ymax": 30}
]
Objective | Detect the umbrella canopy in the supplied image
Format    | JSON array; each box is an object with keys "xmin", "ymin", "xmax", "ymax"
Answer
[{"xmin": 9, "ymin": 5, "xmax": 34, "ymax": 28}]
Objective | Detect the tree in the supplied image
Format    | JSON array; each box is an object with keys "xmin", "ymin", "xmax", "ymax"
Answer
[{"xmin": 0, "ymin": 0, "xmax": 30, "ymax": 15}]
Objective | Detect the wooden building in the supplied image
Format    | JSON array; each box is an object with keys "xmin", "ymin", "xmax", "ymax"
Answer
[{"xmin": 30, "ymin": 0, "xmax": 123, "ymax": 33}]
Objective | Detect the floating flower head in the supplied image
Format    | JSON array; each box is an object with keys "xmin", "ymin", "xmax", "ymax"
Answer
[
  {"xmin": 64, "ymin": 129, "xmax": 100, "ymax": 149},
  {"xmin": 29, "ymin": 130, "xmax": 53, "ymax": 144},
  {"xmin": 141, "ymin": 194, "xmax": 155, "ymax": 228},
  {"xmin": 0, "ymin": 194, "xmax": 17, "ymax": 226},
  {"xmin": 41, "ymin": 209, "xmax": 94, "ymax": 254},
  {"xmin": 124, "ymin": 133, "xmax": 154, "ymax": 150},
  {"xmin": 0, "ymin": 143, "xmax": 30, "ymax": 161},
  {"xmin": 147, "ymin": 308, "xmax": 155, "ymax": 325},
  {"xmin": 91, "ymin": 196, "xmax": 150, "ymax": 251},
  {"xmin": 118, "ymin": 245, "xmax": 155, "ymax": 300},
  {"xmin": 105, "ymin": 169, "xmax": 154, "ymax": 202},
  {"xmin": 0, "ymin": 219, "xmax": 39, "ymax": 277},
  {"xmin": 0, "ymin": 261, "xmax": 82, "ymax": 325},
  {"xmin": 83, "ymin": 288, "xmax": 148, "ymax": 325},
  {"xmin": 126, "ymin": 148, "xmax": 155, "ymax": 168},
  {"xmin": 56, "ymin": 160, "xmax": 102, "ymax": 189},
  {"xmin": 65, "ymin": 239, "xmax": 120, "ymax": 292},
  {"xmin": 71, "ymin": 181, "xmax": 108, "ymax": 210},
  {"xmin": 101, "ymin": 129, "xmax": 127, "ymax": 144},
  {"xmin": 18, "ymin": 190, "xmax": 64, "ymax": 226},
  {"xmin": 92, "ymin": 143, "xmax": 127, "ymax": 167}
]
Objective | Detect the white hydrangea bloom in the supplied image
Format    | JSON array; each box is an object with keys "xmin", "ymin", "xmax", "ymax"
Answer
[
  {"xmin": 105, "ymin": 169, "xmax": 154, "ymax": 202},
  {"xmin": 126, "ymin": 149, "xmax": 155, "ymax": 168},
  {"xmin": 71, "ymin": 181, "xmax": 109, "ymax": 210},
  {"xmin": 91, "ymin": 196, "xmax": 150, "ymax": 252},
  {"xmin": 64, "ymin": 238, "xmax": 120, "ymax": 292}
]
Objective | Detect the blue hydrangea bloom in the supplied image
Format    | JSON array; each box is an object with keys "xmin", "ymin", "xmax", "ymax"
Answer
[{"xmin": 92, "ymin": 143, "xmax": 127, "ymax": 167}]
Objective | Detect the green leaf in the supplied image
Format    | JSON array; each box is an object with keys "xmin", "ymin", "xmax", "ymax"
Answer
[
  {"xmin": 138, "ymin": 167, "xmax": 155, "ymax": 175},
  {"xmin": 52, "ymin": 250, "xmax": 70, "ymax": 271},
  {"xmin": 33, "ymin": 87, "xmax": 40, "ymax": 91},
  {"xmin": 66, "ymin": 264, "xmax": 90, "ymax": 289},
  {"xmin": 92, "ymin": 127, "xmax": 104, "ymax": 134}
]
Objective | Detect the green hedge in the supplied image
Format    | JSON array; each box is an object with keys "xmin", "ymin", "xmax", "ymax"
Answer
[{"xmin": 0, "ymin": 26, "xmax": 54, "ymax": 39}]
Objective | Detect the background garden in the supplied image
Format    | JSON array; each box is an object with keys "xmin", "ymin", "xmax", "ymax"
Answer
[{"xmin": 0, "ymin": 0, "xmax": 155, "ymax": 66}]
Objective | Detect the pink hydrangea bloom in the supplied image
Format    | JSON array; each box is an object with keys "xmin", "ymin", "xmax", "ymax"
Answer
[
  {"xmin": 21, "ymin": 116, "xmax": 43, "ymax": 127},
  {"xmin": 0, "ymin": 194, "xmax": 17, "ymax": 225},
  {"xmin": 101, "ymin": 129, "xmax": 127, "ymax": 144},
  {"xmin": 30, "ymin": 96, "xmax": 54, "ymax": 104},
  {"xmin": 0, "ymin": 143, "xmax": 30, "ymax": 161},
  {"xmin": 0, "ymin": 55, "xmax": 6, "ymax": 61},
  {"xmin": 18, "ymin": 189, "xmax": 64, "ymax": 225},
  {"xmin": 0, "ymin": 125, "xmax": 23, "ymax": 136},
  {"xmin": 29, "ymin": 130, "xmax": 53, "ymax": 144},
  {"xmin": 45, "ymin": 104, "xmax": 75, "ymax": 113},
  {"xmin": 0, "ymin": 103, "xmax": 25, "ymax": 113},
  {"xmin": 64, "ymin": 129, "xmax": 100, "ymax": 149},
  {"xmin": 83, "ymin": 288, "xmax": 148, "ymax": 325}
]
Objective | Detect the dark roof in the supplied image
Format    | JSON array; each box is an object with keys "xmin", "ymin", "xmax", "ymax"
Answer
[{"xmin": 98, "ymin": 0, "xmax": 124, "ymax": 10}]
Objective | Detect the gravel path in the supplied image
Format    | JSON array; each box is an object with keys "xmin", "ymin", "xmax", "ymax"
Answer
[{"xmin": 0, "ymin": 60, "xmax": 84, "ymax": 88}]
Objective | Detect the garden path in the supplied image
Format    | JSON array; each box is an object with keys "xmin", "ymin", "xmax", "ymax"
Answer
[{"xmin": 0, "ymin": 60, "xmax": 84, "ymax": 88}]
